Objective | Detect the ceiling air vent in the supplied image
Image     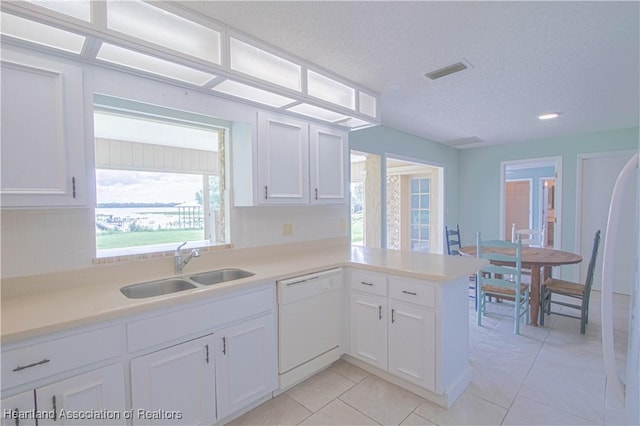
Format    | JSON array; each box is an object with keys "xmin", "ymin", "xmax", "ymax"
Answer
[
  {"xmin": 445, "ymin": 136, "xmax": 485, "ymax": 148},
  {"xmin": 425, "ymin": 62, "xmax": 468, "ymax": 80}
]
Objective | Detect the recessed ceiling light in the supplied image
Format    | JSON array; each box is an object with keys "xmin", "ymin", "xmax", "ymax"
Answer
[{"xmin": 538, "ymin": 112, "xmax": 560, "ymax": 120}]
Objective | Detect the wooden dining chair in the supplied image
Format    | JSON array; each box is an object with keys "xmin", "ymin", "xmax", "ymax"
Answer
[
  {"xmin": 446, "ymin": 225, "xmax": 477, "ymax": 303},
  {"xmin": 540, "ymin": 230, "xmax": 601, "ymax": 334},
  {"xmin": 445, "ymin": 224, "xmax": 462, "ymax": 255},
  {"xmin": 476, "ymin": 233, "xmax": 529, "ymax": 334}
]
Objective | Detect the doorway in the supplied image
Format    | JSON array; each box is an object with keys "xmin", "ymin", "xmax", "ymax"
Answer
[
  {"xmin": 505, "ymin": 179, "xmax": 532, "ymax": 239},
  {"xmin": 577, "ymin": 150, "xmax": 637, "ymax": 294},
  {"xmin": 386, "ymin": 157, "xmax": 444, "ymax": 254},
  {"xmin": 350, "ymin": 150, "xmax": 382, "ymax": 247},
  {"xmin": 500, "ymin": 157, "xmax": 561, "ymax": 248}
]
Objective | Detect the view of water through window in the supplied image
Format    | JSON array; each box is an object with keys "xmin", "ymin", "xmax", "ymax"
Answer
[{"xmin": 95, "ymin": 169, "xmax": 214, "ymax": 250}]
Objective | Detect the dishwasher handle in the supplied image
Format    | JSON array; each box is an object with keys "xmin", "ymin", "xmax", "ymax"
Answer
[{"xmin": 285, "ymin": 276, "xmax": 319, "ymax": 287}]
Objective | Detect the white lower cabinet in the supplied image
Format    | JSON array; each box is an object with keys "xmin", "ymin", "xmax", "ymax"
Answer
[
  {"xmin": 214, "ymin": 314, "xmax": 277, "ymax": 419},
  {"xmin": 35, "ymin": 363, "xmax": 126, "ymax": 426},
  {"xmin": 349, "ymin": 270, "xmax": 438, "ymax": 392},
  {"xmin": 131, "ymin": 335, "xmax": 216, "ymax": 426},
  {"xmin": 127, "ymin": 284, "xmax": 277, "ymax": 424},
  {"xmin": 1, "ymin": 391, "xmax": 36, "ymax": 426},
  {"xmin": 388, "ymin": 300, "xmax": 436, "ymax": 390},
  {"xmin": 348, "ymin": 269, "xmax": 471, "ymax": 407},
  {"xmin": 350, "ymin": 292, "xmax": 387, "ymax": 371}
]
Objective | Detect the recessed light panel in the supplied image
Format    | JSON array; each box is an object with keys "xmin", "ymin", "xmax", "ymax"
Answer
[
  {"xmin": 25, "ymin": 0, "xmax": 91, "ymax": 22},
  {"xmin": 359, "ymin": 92, "xmax": 377, "ymax": 118},
  {"xmin": 96, "ymin": 43, "xmax": 216, "ymax": 86},
  {"xmin": 106, "ymin": 0, "xmax": 221, "ymax": 64},
  {"xmin": 230, "ymin": 38, "xmax": 301, "ymax": 92},
  {"xmin": 212, "ymin": 80, "xmax": 295, "ymax": 108},
  {"xmin": 341, "ymin": 117, "xmax": 374, "ymax": 129},
  {"xmin": 0, "ymin": 12, "xmax": 86, "ymax": 54},
  {"xmin": 308, "ymin": 70, "xmax": 355, "ymax": 110},
  {"xmin": 287, "ymin": 103, "xmax": 349, "ymax": 122}
]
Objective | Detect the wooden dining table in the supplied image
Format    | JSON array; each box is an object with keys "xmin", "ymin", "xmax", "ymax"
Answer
[{"xmin": 459, "ymin": 245, "xmax": 582, "ymax": 326}]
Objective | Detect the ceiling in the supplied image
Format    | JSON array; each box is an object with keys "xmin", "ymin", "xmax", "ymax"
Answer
[{"xmin": 178, "ymin": 1, "xmax": 639, "ymax": 148}]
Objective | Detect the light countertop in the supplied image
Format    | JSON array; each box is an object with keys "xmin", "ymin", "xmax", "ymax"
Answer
[{"xmin": 1, "ymin": 242, "xmax": 485, "ymax": 344}]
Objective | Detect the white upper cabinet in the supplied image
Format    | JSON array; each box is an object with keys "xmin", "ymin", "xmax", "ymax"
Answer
[
  {"xmin": 233, "ymin": 111, "xmax": 348, "ymax": 206},
  {"xmin": 309, "ymin": 124, "xmax": 347, "ymax": 204},
  {"xmin": 0, "ymin": 47, "xmax": 87, "ymax": 208},
  {"xmin": 257, "ymin": 112, "xmax": 310, "ymax": 205}
]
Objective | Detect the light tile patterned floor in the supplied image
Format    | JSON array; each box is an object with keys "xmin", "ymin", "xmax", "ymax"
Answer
[{"xmin": 228, "ymin": 291, "xmax": 630, "ymax": 425}]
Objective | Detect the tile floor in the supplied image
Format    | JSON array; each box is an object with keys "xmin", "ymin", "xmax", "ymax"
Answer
[{"xmin": 229, "ymin": 291, "xmax": 630, "ymax": 426}]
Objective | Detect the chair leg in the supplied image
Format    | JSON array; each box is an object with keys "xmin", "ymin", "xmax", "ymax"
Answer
[
  {"xmin": 514, "ymin": 295, "xmax": 520, "ymax": 335},
  {"xmin": 477, "ymin": 288, "xmax": 484, "ymax": 326},
  {"xmin": 580, "ymin": 298, "xmax": 588, "ymax": 334},
  {"xmin": 540, "ymin": 289, "xmax": 547, "ymax": 326},
  {"xmin": 525, "ymin": 289, "xmax": 530, "ymax": 324}
]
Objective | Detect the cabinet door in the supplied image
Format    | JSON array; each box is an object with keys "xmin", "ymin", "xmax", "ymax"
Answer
[
  {"xmin": 1, "ymin": 391, "xmax": 36, "ymax": 426},
  {"xmin": 36, "ymin": 363, "xmax": 125, "ymax": 426},
  {"xmin": 257, "ymin": 112, "xmax": 309, "ymax": 205},
  {"xmin": 309, "ymin": 125, "xmax": 347, "ymax": 204},
  {"xmin": 388, "ymin": 300, "xmax": 436, "ymax": 390},
  {"xmin": 131, "ymin": 336, "xmax": 215, "ymax": 426},
  {"xmin": 350, "ymin": 292, "xmax": 387, "ymax": 370},
  {"xmin": 1, "ymin": 49, "xmax": 86, "ymax": 207},
  {"xmin": 215, "ymin": 314, "xmax": 277, "ymax": 420}
]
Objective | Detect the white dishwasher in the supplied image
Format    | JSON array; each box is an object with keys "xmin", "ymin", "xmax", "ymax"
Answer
[{"xmin": 277, "ymin": 268, "xmax": 343, "ymax": 389}]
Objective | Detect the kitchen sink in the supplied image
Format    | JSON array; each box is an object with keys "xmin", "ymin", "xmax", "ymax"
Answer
[
  {"xmin": 189, "ymin": 269, "xmax": 254, "ymax": 286},
  {"xmin": 120, "ymin": 279, "xmax": 197, "ymax": 299}
]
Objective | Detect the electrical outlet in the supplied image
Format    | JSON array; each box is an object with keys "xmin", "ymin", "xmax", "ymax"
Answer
[{"xmin": 282, "ymin": 224, "xmax": 293, "ymax": 236}]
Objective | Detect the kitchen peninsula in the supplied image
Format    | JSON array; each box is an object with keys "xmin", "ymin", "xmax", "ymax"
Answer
[{"xmin": 1, "ymin": 240, "xmax": 484, "ymax": 424}]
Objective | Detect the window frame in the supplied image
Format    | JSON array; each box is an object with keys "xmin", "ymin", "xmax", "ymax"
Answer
[{"xmin": 92, "ymin": 96, "xmax": 231, "ymax": 260}]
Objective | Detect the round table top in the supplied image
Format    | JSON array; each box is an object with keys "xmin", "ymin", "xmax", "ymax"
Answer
[{"xmin": 459, "ymin": 245, "xmax": 582, "ymax": 266}]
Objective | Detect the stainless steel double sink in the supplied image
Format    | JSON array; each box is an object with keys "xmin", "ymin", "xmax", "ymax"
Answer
[{"xmin": 120, "ymin": 269, "xmax": 255, "ymax": 299}]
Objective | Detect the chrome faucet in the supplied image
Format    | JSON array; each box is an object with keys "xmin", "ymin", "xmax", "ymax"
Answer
[{"xmin": 174, "ymin": 242, "xmax": 200, "ymax": 275}]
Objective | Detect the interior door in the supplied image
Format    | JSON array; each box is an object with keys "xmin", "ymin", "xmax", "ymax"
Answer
[
  {"xmin": 579, "ymin": 152, "xmax": 637, "ymax": 294},
  {"xmin": 505, "ymin": 180, "xmax": 531, "ymax": 239}
]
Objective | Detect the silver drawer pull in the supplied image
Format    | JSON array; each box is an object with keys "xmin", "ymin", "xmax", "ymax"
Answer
[
  {"xmin": 402, "ymin": 290, "xmax": 417, "ymax": 296},
  {"xmin": 361, "ymin": 281, "xmax": 374, "ymax": 286},
  {"xmin": 12, "ymin": 358, "xmax": 50, "ymax": 372}
]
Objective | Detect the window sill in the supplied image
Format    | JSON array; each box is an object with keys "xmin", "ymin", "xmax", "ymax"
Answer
[{"xmin": 93, "ymin": 240, "xmax": 231, "ymax": 265}]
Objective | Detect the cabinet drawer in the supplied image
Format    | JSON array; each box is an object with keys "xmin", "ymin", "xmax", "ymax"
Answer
[
  {"xmin": 350, "ymin": 270, "xmax": 387, "ymax": 296},
  {"xmin": 389, "ymin": 278, "xmax": 436, "ymax": 308},
  {"xmin": 1, "ymin": 325, "xmax": 123, "ymax": 390},
  {"xmin": 127, "ymin": 285, "xmax": 274, "ymax": 353}
]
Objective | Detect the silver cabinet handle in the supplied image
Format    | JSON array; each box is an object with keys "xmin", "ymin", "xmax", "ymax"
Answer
[
  {"xmin": 402, "ymin": 290, "xmax": 417, "ymax": 296},
  {"xmin": 222, "ymin": 337, "xmax": 227, "ymax": 355},
  {"xmin": 378, "ymin": 305, "xmax": 382, "ymax": 320},
  {"xmin": 392, "ymin": 309, "xmax": 396, "ymax": 323},
  {"xmin": 12, "ymin": 358, "xmax": 50, "ymax": 372},
  {"xmin": 205, "ymin": 345, "xmax": 210, "ymax": 364},
  {"xmin": 361, "ymin": 281, "xmax": 374, "ymax": 286},
  {"xmin": 315, "ymin": 188, "xmax": 318, "ymax": 200},
  {"xmin": 52, "ymin": 396, "xmax": 57, "ymax": 421},
  {"xmin": 264, "ymin": 185, "xmax": 268, "ymax": 199}
]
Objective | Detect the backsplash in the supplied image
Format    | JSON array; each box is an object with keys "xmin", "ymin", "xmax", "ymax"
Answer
[{"xmin": 1, "ymin": 205, "xmax": 349, "ymax": 279}]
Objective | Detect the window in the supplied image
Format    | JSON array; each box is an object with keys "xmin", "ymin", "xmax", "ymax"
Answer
[
  {"xmin": 410, "ymin": 177, "xmax": 431, "ymax": 252},
  {"xmin": 93, "ymin": 96, "xmax": 229, "ymax": 257}
]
